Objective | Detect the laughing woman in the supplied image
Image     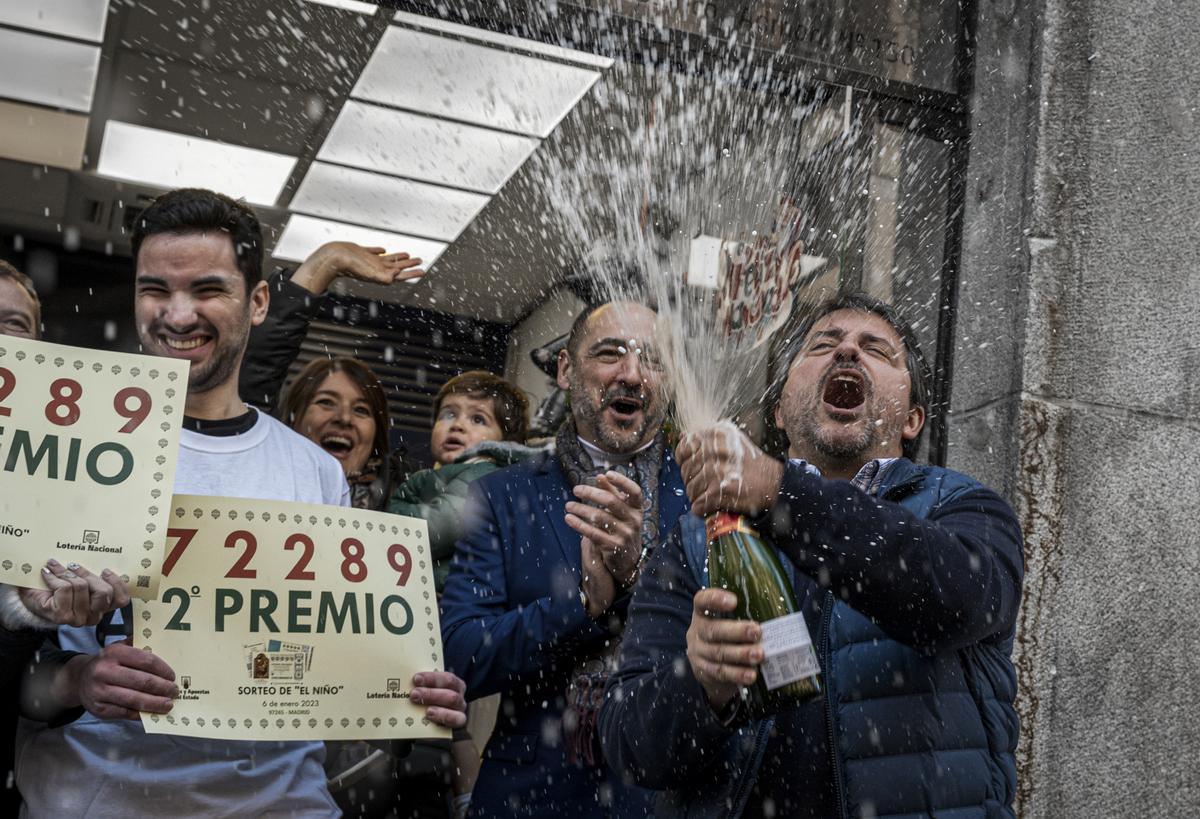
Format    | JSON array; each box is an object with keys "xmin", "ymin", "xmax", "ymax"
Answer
[
  {"xmin": 280, "ymin": 356, "xmax": 422, "ymax": 816},
  {"xmin": 281, "ymin": 357, "xmax": 398, "ymax": 510}
]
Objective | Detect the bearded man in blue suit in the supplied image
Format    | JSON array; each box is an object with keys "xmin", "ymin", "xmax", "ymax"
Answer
[{"xmin": 440, "ymin": 300, "xmax": 688, "ymax": 818}]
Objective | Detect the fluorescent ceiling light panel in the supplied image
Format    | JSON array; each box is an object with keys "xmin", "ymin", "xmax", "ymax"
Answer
[
  {"xmin": 96, "ymin": 121, "xmax": 296, "ymax": 206},
  {"xmin": 0, "ymin": 100, "xmax": 88, "ymax": 170},
  {"xmin": 0, "ymin": 0, "xmax": 109, "ymax": 42},
  {"xmin": 318, "ymin": 101, "xmax": 539, "ymax": 195},
  {"xmin": 0, "ymin": 29, "xmax": 100, "ymax": 112},
  {"xmin": 302, "ymin": 0, "xmax": 378, "ymax": 15},
  {"xmin": 353, "ymin": 27, "xmax": 602, "ymax": 138},
  {"xmin": 290, "ymin": 162, "xmax": 490, "ymax": 242},
  {"xmin": 274, "ymin": 215, "xmax": 447, "ymax": 270},
  {"xmin": 392, "ymin": 12, "xmax": 613, "ymax": 69}
]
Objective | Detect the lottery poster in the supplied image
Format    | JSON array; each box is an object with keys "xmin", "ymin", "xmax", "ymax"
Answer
[
  {"xmin": 0, "ymin": 335, "xmax": 187, "ymax": 599},
  {"xmin": 137, "ymin": 495, "xmax": 448, "ymax": 742}
]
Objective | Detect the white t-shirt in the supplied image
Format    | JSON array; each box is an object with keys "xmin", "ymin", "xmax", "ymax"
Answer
[
  {"xmin": 176, "ymin": 409, "xmax": 350, "ymax": 505},
  {"xmin": 17, "ymin": 408, "xmax": 350, "ymax": 818}
]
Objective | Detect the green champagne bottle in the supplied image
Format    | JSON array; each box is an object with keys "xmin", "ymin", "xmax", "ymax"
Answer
[{"xmin": 705, "ymin": 511, "xmax": 822, "ymax": 718}]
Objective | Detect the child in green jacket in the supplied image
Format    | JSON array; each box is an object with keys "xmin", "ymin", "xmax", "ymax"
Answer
[
  {"xmin": 386, "ymin": 370, "xmax": 538, "ymax": 817},
  {"xmin": 387, "ymin": 370, "xmax": 540, "ymax": 591}
]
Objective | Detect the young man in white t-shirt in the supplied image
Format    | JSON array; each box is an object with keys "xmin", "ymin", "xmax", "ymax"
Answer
[{"xmin": 16, "ymin": 188, "xmax": 467, "ymax": 817}]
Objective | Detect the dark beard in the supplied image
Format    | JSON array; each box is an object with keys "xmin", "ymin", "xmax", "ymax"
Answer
[
  {"xmin": 788, "ymin": 390, "xmax": 879, "ymax": 465},
  {"xmin": 143, "ymin": 314, "xmax": 249, "ymax": 395},
  {"xmin": 187, "ymin": 336, "xmax": 246, "ymax": 393},
  {"xmin": 787, "ymin": 392, "xmax": 913, "ymax": 473},
  {"xmin": 569, "ymin": 377, "xmax": 660, "ymax": 455},
  {"xmin": 803, "ymin": 414, "xmax": 874, "ymax": 460}
]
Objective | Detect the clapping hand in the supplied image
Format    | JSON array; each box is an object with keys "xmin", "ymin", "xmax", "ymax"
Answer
[{"xmin": 565, "ymin": 471, "xmax": 645, "ymax": 587}]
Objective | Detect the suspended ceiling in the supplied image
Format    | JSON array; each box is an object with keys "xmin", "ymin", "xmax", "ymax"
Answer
[{"xmin": 0, "ymin": 0, "xmax": 613, "ymax": 323}]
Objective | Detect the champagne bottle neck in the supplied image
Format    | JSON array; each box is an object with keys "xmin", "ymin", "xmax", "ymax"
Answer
[{"xmin": 704, "ymin": 511, "xmax": 761, "ymax": 542}]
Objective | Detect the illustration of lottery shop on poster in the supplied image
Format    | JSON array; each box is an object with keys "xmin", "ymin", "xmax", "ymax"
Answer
[
  {"xmin": 0, "ymin": 334, "xmax": 186, "ymax": 598},
  {"xmin": 138, "ymin": 495, "xmax": 448, "ymax": 742}
]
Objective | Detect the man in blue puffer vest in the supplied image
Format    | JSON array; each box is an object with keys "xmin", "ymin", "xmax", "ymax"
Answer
[{"xmin": 599, "ymin": 293, "xmax": 1024, "ymax": 818}]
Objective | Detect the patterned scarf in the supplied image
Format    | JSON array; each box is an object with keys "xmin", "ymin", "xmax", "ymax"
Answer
[
  {"xmin": 555, "ymin": 417, "xmax": 666, "ymax": 768},
  {"xmin": 554, "ymin": 417, "xmax": 664, "ymax": 563}
]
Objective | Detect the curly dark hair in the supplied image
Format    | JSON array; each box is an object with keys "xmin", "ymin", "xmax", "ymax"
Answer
[{"xmin": 434, "ymin": 370, "xmax": 529, "ymax": 443}]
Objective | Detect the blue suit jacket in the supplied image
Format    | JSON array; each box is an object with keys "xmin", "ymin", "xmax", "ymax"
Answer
[{"xmin": 441, "ymin": 449, "xmax": 688, "ymax": 818}]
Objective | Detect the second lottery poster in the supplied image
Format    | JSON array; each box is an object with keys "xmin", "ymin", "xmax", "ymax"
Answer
[
  {"xmin": 137, "ymin": 494, "xmax": 448, "ymax": 742},
  {"xmin": 0, "ymin": 334, "xmax": 187, "ymax": 598}
]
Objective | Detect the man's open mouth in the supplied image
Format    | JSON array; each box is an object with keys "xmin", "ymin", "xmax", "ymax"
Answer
[
  {"xmin": 823, "ymin": 370, "xmax": 867, "ymax": 412},
  {"xmin": 320, "ymin": 434, "xmax": 354, "ymax": 457},
  {"xmin": 606, "ymin": 396, "xmax": 644, "ymax": 419}
]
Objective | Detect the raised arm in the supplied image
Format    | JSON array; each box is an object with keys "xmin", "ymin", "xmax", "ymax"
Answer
[
  {"xmin": 239, "ymin": 243, "xmax": 424, "ymax": 413},
  {"xmin": 239, "ymin": 270, "xmax": 324, "ymax": 413}
]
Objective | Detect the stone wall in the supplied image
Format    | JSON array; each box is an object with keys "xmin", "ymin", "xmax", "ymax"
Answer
[{"xmin": 949, "ymin": 0, "xmax": 1200, "ymax": 813}]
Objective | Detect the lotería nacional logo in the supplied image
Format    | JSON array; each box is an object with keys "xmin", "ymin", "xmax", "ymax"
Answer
[
  {"xmin": 368, "ymin": 678, "xmax": 410, "ymax": 700},
  {"xmin": 55, "ymin": 528, "xmax": 121, "ymax": 554}
]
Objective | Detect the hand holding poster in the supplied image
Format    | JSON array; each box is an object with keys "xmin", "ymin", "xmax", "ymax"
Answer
[
  {"xmin": 0, "ymin": 335, "xmax": 187, "ymax": 598},
  {"xmin": 138, "ymin": 495, "xmax": 448, "ymax": 742}
]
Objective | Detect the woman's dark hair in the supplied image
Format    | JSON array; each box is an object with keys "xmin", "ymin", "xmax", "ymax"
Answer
[
  {"xmin": 434, "ymin": 370, "xmax": 529, "ymax": 443},
  {"xmin": 769, "ymin": 292, "xmax": 933, "ymax": 461},
  {"xmin": 281, "ymin": 357, "xmax": 392, "ymax": 463},
  {"xmin": 130, "ymin": 188, "xmax": 263, "ymax": 291}
]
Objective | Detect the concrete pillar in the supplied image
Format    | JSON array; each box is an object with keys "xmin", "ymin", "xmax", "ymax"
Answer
[{"xmin": 949, "ymin": 0, "xmax": 1200, "ymax": 814}]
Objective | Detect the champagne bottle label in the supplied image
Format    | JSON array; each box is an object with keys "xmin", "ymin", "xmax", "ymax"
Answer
[{"xmin": 759, "ymin": 612, "xmax": 821, "ymax": 691}]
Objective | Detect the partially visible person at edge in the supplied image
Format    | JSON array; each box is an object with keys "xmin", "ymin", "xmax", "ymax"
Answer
[
  {"xmin": 385, "ymin": 370, "xmax": 538, "ymax": 818},
  {"xmin": 282, "ymin": 356, "xmax": 397, "ymax": 510},
  {"xmin": 239, "ymin": 240, "xmax": 425, "ymax": 504},
  {"xmin": 440, "ymin": 300, "xmax": 690, "ymax": 818},
  {"xmin": 599, "ymin": 293, "xmax": 1024, "ymax": 818},
  {"xmin": 0, "ymin": 262, "xmax": 128, "ymax": 652},
  {"xmin": 14, "ymin": 188, "xmax": 467, "ymax": 818},
  {"xmin": 0, "ymin": 260, "xmax": 132, "ymax": 813}
]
